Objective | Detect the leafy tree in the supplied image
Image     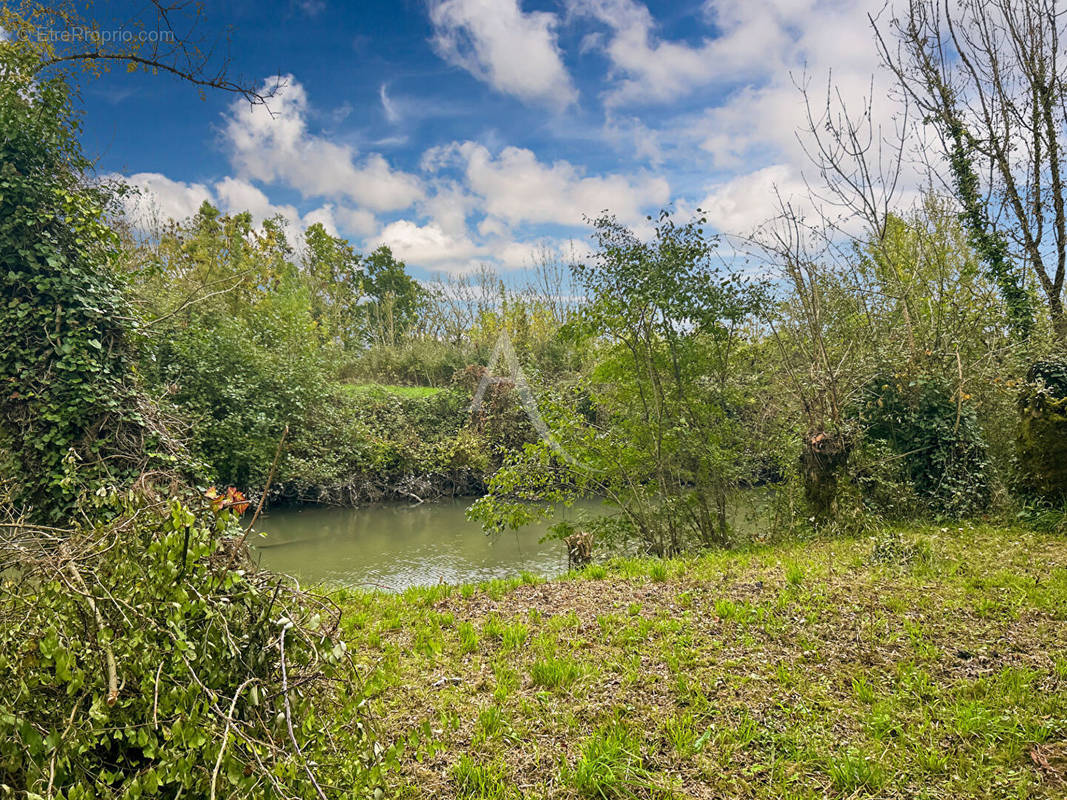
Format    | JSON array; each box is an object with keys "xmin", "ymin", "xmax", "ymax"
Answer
[
  {"xmin": 302, "ymin": 222, "xmax": 366, "ymax": 347},
  {"xmin": 134, "ymin": 209, "xmax": 332, "ymax": 490},
  {"xmin": 470, "ymin": 211, "xmax": 767, "ymax": 553},
  {"xmin": 361, "ymin": 245, "xmax": 426, "ymax": 346},
  {"xmin": 0, "ymin": 30, "xmax": 374, "ymax": 800}
]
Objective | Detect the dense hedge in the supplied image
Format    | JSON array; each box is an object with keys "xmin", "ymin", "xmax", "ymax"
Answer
[
  {"xmin": 854, "ymin": 373, "xmax": 992, "ymax": 518},
  {"xmin": 1018, "ymin": 358, "xmax": 1067, "ymax": 501}
]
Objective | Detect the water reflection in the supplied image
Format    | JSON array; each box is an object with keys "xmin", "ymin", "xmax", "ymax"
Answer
[{"xmin": 253, "ymin": 498, "xmax": 603, "ymax": 591}]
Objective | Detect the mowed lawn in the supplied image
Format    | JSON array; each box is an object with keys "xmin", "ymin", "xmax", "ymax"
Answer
[{"xmin": 336, "ymin": 526, "xmax": 1067, "ymax": 799}]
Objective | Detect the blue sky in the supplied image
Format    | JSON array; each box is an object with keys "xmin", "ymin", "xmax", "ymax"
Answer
[{"xmin": 71, "ymin": 0, "xmax": 891, "ymax": 280}]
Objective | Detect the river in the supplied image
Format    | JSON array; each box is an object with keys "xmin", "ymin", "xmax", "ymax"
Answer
[{"xmin": 252, "ymin": 498, "xmax": 605, "ymax": 591}]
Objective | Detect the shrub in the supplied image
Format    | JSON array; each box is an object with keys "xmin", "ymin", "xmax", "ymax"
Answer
[
  {"xmin": 854, "ymin": 373, "xmax": 992, "ymax": 518},
  {"xmin": 0, "ymin": 492, "xmax": 374, "ymax": 798},
  {"xmin": 279, "ymin": 386, "xmax": 492, "ymax": 503},
  {"xmin": 145, "ymin": 285, "xmax": 331, "ymax": 491},
  {"xmin": 1018, "ymin": 358, "xmax": 1067, "ymax": 502}
]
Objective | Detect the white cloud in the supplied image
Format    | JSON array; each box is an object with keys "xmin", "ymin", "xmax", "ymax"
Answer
[
  {"xmin": 119, "ymin": 172, "xmax": 214, "ymax": 229},
  {"xmin": 434, "ymin": 141, "xmax": 669, "ymax": 230},
  {"xmin": 212, "ymin": 177, "xmax": 343, "ymax": 244},
  {"xmin": 429, "ymin": 0, "xmax": 577, "ymax": 110},
  {"xmin": 118, "ymin": 172, "xmax": 351, "ymax": 246},
  {"xmin": 699, "ymin": 164, "xmax": 812, "ymax": 237},
  {"xmin": 301, "ymin": 206, "xmax": 340, "ymax": 236},
  {"xmin": 379, "ymin": 83, "xmax": 400, "ymax": 124},
  {"xmin": 214, "ymin": 176, "xmax": 299, "ymax": 225},
  {"xmin": 371, "ymin": 219, "xmax": 485, "ymax": 269},
  {"xmin": 567, "ymin": 0, "xmax": 918, "ymax": 239},
  {"xmin": 603, "ymin": 114, "xmax": 664, "ymax": 165},
  {"xmin": 417, "ymin": 180, "xmax": 479, "ymax": 238},
  {"xmin": 224, "ymin": 76, "xmax": 424, "ymax": 212},
  {"xmin": 572, "ymin": 0, "xmax": 804, "ymax": 106},
  {"xmin": 570, "ymin": 0, "xmax": 893, "ymax": 139},
  {"xmin": 491, "ymin": 240, "xmax": 544, "ymax": 270},
  {"xmin": 335, "ymin": 206, "xmax": 379, "ymax": 237}
]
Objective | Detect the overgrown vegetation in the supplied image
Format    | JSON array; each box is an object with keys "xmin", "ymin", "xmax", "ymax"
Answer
[
  {"xmin": 0, "ymin": 16, "xmax": 379, "ymax": 800},
  {"xmin": 0, "ymin": 490, "xmax": 379, "ymax": 798},
  {"xmin": 0, "ymin": 48, "xmax": 184, "ymax": 522},
  {"xmin": 4, "ymin": 0, "xmax": 1067, "ymax": 796}
]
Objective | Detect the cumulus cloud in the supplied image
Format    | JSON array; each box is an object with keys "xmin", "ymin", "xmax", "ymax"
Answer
[
  {"xmin": 571, "ymin": 0, "xmax": 804, "ymax": 106},
  {"xmin": 565, "ymin": 0, "xmax": 913, "ymax": 240},
  {"xmin": 118, "ymin": 173, "xmax": 350, "ymax": 245},
  {"xmin": 417, "ymin": 180, "xmax": 480, "ymax": 240},
  {"xmin": 334, "ymin": 206, "xmax": 379, "ymax": 237},
  {"xmin": 119, "ymin": 172, "xmax": 214, "ymax": 229},
  {"xmin": 224, "ymin": 76, "xmax": 424, "ymax": 212},
  {"xmin": 490, "ymin": 240, "xmax": 546, "ymax": 270},
  {"xmin": 430, "ymin": 141, "xmax": 669, "ymax": 230},
  {"xmin": 429, "ymin": 0, "xmax": 577, "ymax": 110},
  {"xmin": 698, "ymin": 164, "xmax": 812, "ymax": 237},
  {"xmin": 371, "ymin": 219, "xmax": 485, "ymax": 269}
]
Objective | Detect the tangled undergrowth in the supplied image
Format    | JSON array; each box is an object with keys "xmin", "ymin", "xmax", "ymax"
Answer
[{"xmin": 0, "ymin": 487, "xmax": 384, "ymax": 799}]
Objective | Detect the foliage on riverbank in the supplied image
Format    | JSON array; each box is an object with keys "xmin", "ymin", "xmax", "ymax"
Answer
[
  {"xmin": 0, "ymin": 36, "xmax": 377, "ymax": 800},
  {"xmin": 0, "ymin": 491, "xmax": 382, "ymax": 799},
  {"xmin": 337, "ymin": 524, "xmax": 1067, "ymax": 798},
  {"xmin": 280, "ymin": 384, "xmax": 497, "ymax": 505}
]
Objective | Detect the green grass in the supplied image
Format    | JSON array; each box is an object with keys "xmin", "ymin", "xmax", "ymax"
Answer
[
  {"xmin": 336, "ymin": 525, "xmax": 1067, "ymax": 798},
  {"xmin": 530, "ymin": 655, "xmax": 583, "ymax": 689},
  {"xmin": 451, "ymin": 756, "xmax": 514, "ymax": 799},
  {"xmin": 341, "ymin": 382, "xmax": 443, "ymax": 399},
  {"xmin": 558, "ymin": 724, "xmax": 655, "ymax": 798}
]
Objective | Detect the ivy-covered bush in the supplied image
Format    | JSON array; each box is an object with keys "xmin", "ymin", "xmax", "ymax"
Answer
[
  {"xmin": 1018, "ymin": 357, "xmax": 1067, "ymax": 501},
  {"xmin": 0, "ymin": 63, "xmax": 181, "ymax": 521},
  {"xmin": 854, "ymin": 373, "xmax": 992, "ymax": 518}
]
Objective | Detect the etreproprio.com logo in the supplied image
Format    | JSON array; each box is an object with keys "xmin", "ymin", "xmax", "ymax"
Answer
[{"xmin": 17, "ymin": 27, "xmax": 175, "ymax": 44}]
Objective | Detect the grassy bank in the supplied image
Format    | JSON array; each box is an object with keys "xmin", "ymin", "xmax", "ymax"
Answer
[
  {"xmin": 341, "ymin": 383, "xmax": 446, "ymax": 399},
  {"xmin": 336, "ymin": 525, "xmax": 1067, "ymax": 799}
]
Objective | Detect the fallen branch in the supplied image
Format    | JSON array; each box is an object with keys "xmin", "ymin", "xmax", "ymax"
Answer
[
  {"xmin": 66, "ymin": 563, "xmax": 118, "ymax": 706},
  {"xmin": 279, "ymin": 624, "xmax": 328, "ymax": 800},
  {"xmin": 209, "ymin": 677, "xmax": 258, "ymax": 800}
]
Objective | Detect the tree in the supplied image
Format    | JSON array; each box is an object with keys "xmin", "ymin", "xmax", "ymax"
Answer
[
  {"xmin": 876, "ymin": 0, "xmax": 1066, "ymax": 339},
  {"xmin": 302, "ymin": 223, "xmax": 366, "ymax": 348},
  {"xmin": 361, "ymin": 245, "xmax": 426, "ymax": 347},
  {"xmin": 470, "ymin": 211, "xmax": 766, "ymax": 553},
  {"xmin": 132, "ymin": 206, "xmax": 332, "ymax": 490}
]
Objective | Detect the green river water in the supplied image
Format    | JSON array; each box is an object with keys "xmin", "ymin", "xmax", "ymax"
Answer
[{"xmin": 252, "ymin": 498, "xmax": 605, "ymax": 591}]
